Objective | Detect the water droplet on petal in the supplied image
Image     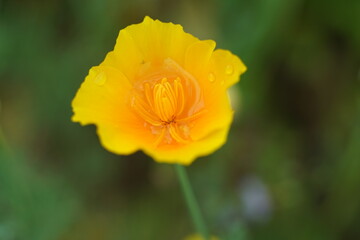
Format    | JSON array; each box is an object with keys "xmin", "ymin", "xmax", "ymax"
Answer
[
  {"xmin": 225, "ymin": 65, "xmax": 234, "ymax": 75},
  {"xmin": 94, "ymin": 72, "xmax": 106, "ymax": 86},
  {"xmin": 208, "ymin": 73, "xmax": 216, "ymax": 83}
]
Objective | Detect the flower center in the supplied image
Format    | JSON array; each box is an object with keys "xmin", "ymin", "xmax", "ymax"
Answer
[
  {"xmin": 151, "ymin": 77, "xmax": 184, "ymax": 124},
  {"xmin": 131, "ymin": 59, "xmax": 206, "ymax": 147}
]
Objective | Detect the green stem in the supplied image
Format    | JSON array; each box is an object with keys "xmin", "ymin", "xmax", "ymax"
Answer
[{"xmin": 174, "ymin": 164, "xmax": 209, "ymax": 240}]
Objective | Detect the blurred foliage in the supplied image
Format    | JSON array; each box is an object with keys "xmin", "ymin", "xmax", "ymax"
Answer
[{"xmin": 0, "ymin": 0, "xmax": 359, "ymax": 239}]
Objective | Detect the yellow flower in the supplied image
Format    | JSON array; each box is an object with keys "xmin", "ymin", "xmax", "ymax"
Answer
[
  {"xmin": 184, "ymin": 233, "xmax": 219, "ymax": 240},
  {"xmin": 71, "ymin": 16, "xmax": 246, "ymax": 165}
]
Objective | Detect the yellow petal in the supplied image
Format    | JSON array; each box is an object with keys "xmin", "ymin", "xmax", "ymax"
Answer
[
  {"xmin": 209, "ymin": 49, "xmax": 247, "ymax": 89},
  {"xmin": 71, "ymin": 66, "xmax": 140, "ymax": 153},
  {"xmin": 102, "ymin": 30, "xmax": 144, "ymax": 81},
  {"xmin": 72, "ymin": 66, "xmax": 131, "ymax": 124},
  {"xmin": 184, "ymin": 40, "xmax": 216, "ymax": 79},
  {"xmin": 190, "ymin": 91, "xmax": 233, "ymax": 142},
  {"xmin": 122, "ymin": 16, "xmax": 199, "ymax": 65},
  {"xmin": 143, "ymin": 122, "xmax": 231, "ymax": 165},
  {"xmin": 97, "ymin": 114, "xmax": 159, "ymax": 156}
]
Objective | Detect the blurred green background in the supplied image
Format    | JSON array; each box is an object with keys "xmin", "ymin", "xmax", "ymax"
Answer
[{"xmin": 1, "ymin": 0, "xmax": 359, "ymax": 239}]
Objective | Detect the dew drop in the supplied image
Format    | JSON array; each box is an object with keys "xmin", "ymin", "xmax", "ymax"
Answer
[
  {"xmin": 225, "ymin": 65, "xmax": 234, "ymax": 75},
  {"xmin": 208, "ymin": 73, "xmax": 216, "ymax": 83},
  {"xmin": 94, "ymin": 72, "xmax": 106, "ymax": 86}
]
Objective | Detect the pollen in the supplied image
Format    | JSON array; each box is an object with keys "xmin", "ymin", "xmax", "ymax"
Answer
[{"xmin": 132, "ymin": 74, "xmax": 205, "ymax": 147}]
